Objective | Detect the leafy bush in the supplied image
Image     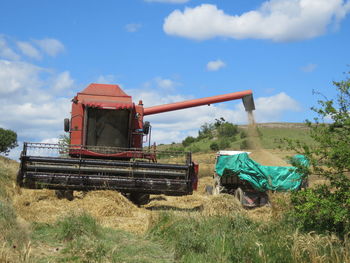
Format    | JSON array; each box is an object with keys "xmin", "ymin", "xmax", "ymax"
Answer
[
  {"xmin": 240, "ymin": 140, "xmax": 249, "ymax": 150},
  {"xmin": 0, "ymin": 128, "xmax": 18, "ymax": 155},
  {"xmin": 240, "ymin": 130, "xmax": 247, "ymax": 139},
  {"xmin": 217, "ymin": 122, "xmax": 239, "ymax": 138},
  {"xmin": 182, "ymin": 136, "xmax": 196, "ymax": 147},
  {"xmin": 218, "ymin": 138, "xmax": 231, "ymax": 149},
  {"xmin": 210, "ymin": 142, "xmax": 219, "ymax": 151},
  {"xmin": 288, "ymin": 73, "xmax": 350, "ymax": 236}
]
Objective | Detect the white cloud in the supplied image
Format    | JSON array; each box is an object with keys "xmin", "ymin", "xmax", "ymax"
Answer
[
  {"xmin": 96, "ymin": 74, "xmax": 119, "ymax": 84},
  {"xmin": 40, "ymin": 138, "xmax": 59, "ymax": 144},
  {"xmin": 253, "ymin": 92, "xmax": 301, "ymax": 122},
  {"xmin": 163, "ymin": 1, "xmax": 350, "ymax": 42},
  {"xmin": 143, "ymin": 77, "xmax": 180, "ymax": 91},
  {"xmin": 0, "ymin": 37, "xmax": 20, "ymax": 60},
  {"xmin": 51, "ymin": 71, "xmax": 75, "ymax": 92},
  {"xmin": 206, "ymin": 59, "xmax": 226, "ymax": 71},
  {"xmin": 125, "ymin": 23, "xmax": 142, "ymax": 32},
  {"xmin": 0, "ymin": 60, "xmax": 42, "ymax": 95},
  {"xmin": 145, "ymin": 0, "xmax": 189, "ymax": 3},
  {"xmin": 34, "ymin": 38, "xmax": 65, "ymax": 56},
  {"xmin": 301, "ymin": 63, "xmax": 317, "ymax": 72},
  {"xmin": 16, "ymin": 41, "xmax": 41, "ymax": 59},
  {"xmin": 0, "ymin": 59, "xmax": 73, "ymax": 155},
  {"xmin": 155, "ymin": 77, "xmax": 178, "ymax": 90}
]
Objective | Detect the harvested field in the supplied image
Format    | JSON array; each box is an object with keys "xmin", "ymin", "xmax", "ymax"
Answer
[{"xmin": 10, "ymin": 148, "xmax": 300, "ymax": 235}]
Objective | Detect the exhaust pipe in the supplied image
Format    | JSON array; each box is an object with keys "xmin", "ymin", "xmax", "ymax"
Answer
[{"xmin": 242, "ymin": 94, "xmax": 255, "ymax": 111}]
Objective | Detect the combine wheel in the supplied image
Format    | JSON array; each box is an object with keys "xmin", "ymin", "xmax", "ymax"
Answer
[
  {"xmin": 55, "ymin": 190, "xmax": 74, "ymax": 201},
  {"xmin": 212, "ymin": 176, "xmax": 223, "ymax": 195},
  {"xmin": 128, "ymin": 193, "xmax": 150, "ymax": 206},
  {"xmin": 234, "ymin": 187, "xmax": 244, "ymax": 204}
]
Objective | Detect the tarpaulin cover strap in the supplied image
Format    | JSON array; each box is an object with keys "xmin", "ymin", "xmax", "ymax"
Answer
[{"xmin": 215, "ymin": 153, "xmax": 308, "ymax": 192}]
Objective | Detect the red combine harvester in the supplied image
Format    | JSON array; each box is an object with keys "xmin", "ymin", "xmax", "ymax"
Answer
[{"xmin": 17, "ymin": 83, "xmax": 255, "ymax": 204}]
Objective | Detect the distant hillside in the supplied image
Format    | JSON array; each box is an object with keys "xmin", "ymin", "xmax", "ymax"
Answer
[
  {"xmin": 239, "ymin": 122, "xmax": 312, "ymax": 149},
  {"xmin": 157, "ymin": 122, "xmax": 312, "ymax": 152},
  {"xmin": 240, "ymin": 122, "xmax": 309, "ymax": 129}
]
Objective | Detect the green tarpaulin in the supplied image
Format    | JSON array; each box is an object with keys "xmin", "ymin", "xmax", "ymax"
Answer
[{"xmin": 215, "ymin": 153, "xmax": 308, "ymax": 192}]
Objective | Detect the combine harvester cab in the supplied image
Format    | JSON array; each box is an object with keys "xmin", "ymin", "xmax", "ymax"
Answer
[{"xmin": 17, "ymin": 83, "xmax": 255, "ymax": 205}]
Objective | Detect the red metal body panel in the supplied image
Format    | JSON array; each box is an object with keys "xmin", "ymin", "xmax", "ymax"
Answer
[
  {"xmin": 144, "ymin": 90, "xmax": 253, "ymax": 116},
  {"xmin": 81, "ymin": 83, "xmax": 131, "ymax": 97}
]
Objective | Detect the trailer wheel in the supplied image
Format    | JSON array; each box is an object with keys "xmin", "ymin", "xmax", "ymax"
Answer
[
  {"xmin": 129, "ymin": 193, "xmax": 150, "ymax": 206},
  {"xmin": 234, "ymin": 187, "xmax": 244, "ymax": 204}
]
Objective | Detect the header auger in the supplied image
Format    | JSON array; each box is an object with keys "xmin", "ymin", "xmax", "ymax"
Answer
[{"xmin": 17, "ymin": 83, "xmax": 255, "ymax": 205}]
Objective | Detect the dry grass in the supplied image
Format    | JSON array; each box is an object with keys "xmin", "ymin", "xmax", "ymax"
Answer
[
  {"xmin": 13, "ymin": 190, "xmax": 150, "ymax": 234},
  {"xmin": 0, "ymin": 242, "xmax": 33, "ymax": 263},
  {"xmin": 290, "ymin": 231, "xmax": 350, "ymax": 263},
  {"xmin": 201, "ymin": 194, "xmax": 243, "ymax": 217}
]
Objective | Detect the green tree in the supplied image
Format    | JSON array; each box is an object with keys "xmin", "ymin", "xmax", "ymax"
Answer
[
  {"xmin": 217, "ymin": 122, "xmax": 239, "ymax": 138},
  {"xmin": 287, "ymin": 73, "xmax": 350, "ymax": 236},
  {"xmin": 198, "ymin": 123, "xmax": 214, "ymax": 140},
  {"xmin": 182, "ymin": 136, "xmax": 195, "ymax": 147},
  {"xmin": 0, "ymin": 128, "xmax": 18, "ymax": 155}
]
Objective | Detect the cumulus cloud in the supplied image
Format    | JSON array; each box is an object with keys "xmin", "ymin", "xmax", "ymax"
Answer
[
  {"xmin": 145, "ymin": 0, "xmax": 189, "ymax": 3},
  {"xmin": 301, "ymin": 63, "xmax": 317, "ymax": 72},
  {"xmin": 34, "ymin": 38, "xmax": 65, "ymax": 56},
  {"xmin": 206, "ymin": 59, "xmax": 226, "ymax": 71},
  {"xmin": 125, "ymin": 23, "xmax": 142, "ymax": 32},
  {"xmin": 163, "ymin": 0, "xmax": 350, "ymax": 42},
  {"xmin": 16, "ymin": 41, "xmax": 41, "ymax": 59},
  {"xmin": 0, "ymin": 58, "xmax": 73, "ymax": 158},
  {"xmin": 253, "ymin": 92, "xmax": 301, "ymax": 122},
  {"xmin": 0, "ymin": 60, "xmax": 42, "ymax": 95}
]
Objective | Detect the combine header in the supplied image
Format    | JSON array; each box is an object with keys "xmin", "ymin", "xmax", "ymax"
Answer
[{"xmin": 17, "ymin": 83, "xmax": 255, "ymax": 204}]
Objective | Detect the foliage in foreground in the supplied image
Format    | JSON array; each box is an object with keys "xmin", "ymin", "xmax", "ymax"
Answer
[
  {"xmin": 287, "ymin": 73, "xmax": 350, "ymax": 236},
  {"xmin": 148, "ymin": 212, "xmax": 350, "ymax": 263}
]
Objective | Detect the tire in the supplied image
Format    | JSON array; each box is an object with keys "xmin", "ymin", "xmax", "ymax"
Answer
[
  {"xmin": 129, "ymin": 193, "xmax": 150, "ymax": 206},
  {"xmin": 234, "ymin": 187, "xmax": 244, "ymax": 204},
  {"xmin": 55, "ymin": 190, "xmax": 74, "ymax": 201}
]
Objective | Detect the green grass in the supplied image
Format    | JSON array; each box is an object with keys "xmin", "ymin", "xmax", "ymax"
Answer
[
  {"xmin": 148, "ymin": 212, "xmax": 350, "ymax": 263},
  {"xmin": 31, "ymin": 213, "xmax": 173, "ymax": 263}
]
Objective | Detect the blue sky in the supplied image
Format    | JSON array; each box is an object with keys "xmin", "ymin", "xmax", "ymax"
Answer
[{"xmin": 1, "ymin": 0, "xmax": 350, "ymax": 159}]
